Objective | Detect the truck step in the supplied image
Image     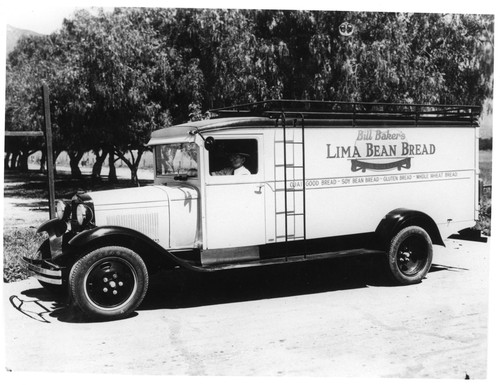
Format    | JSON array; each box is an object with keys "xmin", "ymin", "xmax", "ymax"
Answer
[{"xmin": 198, "ymin": 248, "xmax": 385, "ymax": 272}]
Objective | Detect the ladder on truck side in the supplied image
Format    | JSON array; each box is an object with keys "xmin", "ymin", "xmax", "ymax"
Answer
[{"xmin": 274, "ymin": 113, "xmax": 307, "ymax": 256}]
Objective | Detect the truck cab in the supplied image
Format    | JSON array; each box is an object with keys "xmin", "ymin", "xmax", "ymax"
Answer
[
  {"xmin": 148, "ymin": 120, "xmax": 269, "ymax": 255},
  {"xmin": 24, "ymin": 100, "xmax": 481, "ymax": 320}
]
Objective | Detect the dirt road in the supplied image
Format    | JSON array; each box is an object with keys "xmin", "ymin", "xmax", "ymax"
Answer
[{"xmin": 3, "ymin": 238, "xmax": 491, "ymax": 378}]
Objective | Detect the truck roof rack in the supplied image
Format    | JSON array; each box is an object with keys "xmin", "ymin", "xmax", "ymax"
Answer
[{"xmin": 209, "ymin": 99, "xmax": 481, "ymax": 127}]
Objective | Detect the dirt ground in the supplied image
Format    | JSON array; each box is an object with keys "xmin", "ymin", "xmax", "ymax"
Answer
[{"xmin": 2, "ymin": 237, "xmax": 494, "ymax": 379}]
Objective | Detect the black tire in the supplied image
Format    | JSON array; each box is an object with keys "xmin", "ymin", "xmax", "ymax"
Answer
[
  {"xmin": 69, "ymin": 246, "xmax": 149, "ymax": 319},
  {"xmin": 387, "ymin": 226, "xmax": 433, "ymax": 284}
]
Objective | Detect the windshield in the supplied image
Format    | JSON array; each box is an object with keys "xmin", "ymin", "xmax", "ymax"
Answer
[{"xmin": 155, "ymin": 143, "xmax": 198, "ymax": 176}]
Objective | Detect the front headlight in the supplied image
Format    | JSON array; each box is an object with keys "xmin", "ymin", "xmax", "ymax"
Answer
[
  {"xmin": 76, "ymin": 204, "xmax": 93, "ymax": 226},
  {"xmin": 55, "ymin": 200, "xmax": 71, "ymax": 221}
]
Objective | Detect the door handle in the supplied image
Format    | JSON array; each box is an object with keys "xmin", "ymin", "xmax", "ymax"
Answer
[{"xmin": 255, "ymin": 184, "xmax": 264, "ymax": 194}]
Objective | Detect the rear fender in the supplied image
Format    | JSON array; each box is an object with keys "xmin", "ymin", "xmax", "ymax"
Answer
[{"xmin": 376, "ymin": 208, "xmax": 444, "ymax": 248}]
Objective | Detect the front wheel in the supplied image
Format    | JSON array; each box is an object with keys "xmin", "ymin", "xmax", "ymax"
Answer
[
  {"xmin": 69, "ymin": 246, "xmax": 149, "ymax": 319},
  {"xmin": 387, "ymin": 226, "xmax": 433, "ymax": 284}
]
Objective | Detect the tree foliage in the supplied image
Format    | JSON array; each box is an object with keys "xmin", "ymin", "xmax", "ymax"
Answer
[{"xmin": 5, "ymin": 8, "xmax": 494, "ymax": 182}]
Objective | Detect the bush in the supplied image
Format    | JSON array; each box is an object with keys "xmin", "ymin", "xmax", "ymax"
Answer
[
  {"xmin": 479, "ymin": 138, "xmax": 493, "ymax": 151},
  {"xmin": 475, "ymin": 192, "xmax": 492, "ymax": 236},
  {"xmin": 3, "ymin": 227, "xmax": 45, "ymax": 283}
]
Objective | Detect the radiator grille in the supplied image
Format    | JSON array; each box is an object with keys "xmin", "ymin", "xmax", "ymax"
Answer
[{"xmin": 105, "ymin": 212, "xmax": 160, "ymax": 242}]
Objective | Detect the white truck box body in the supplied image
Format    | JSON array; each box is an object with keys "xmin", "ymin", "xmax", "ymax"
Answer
[
  {"xmin": 197, "ymin": 124, "xmax": 477, "ymax": 250},
  {"xmin": 296, "ymin": 125, "xmax": 477, "ymax": 240}
]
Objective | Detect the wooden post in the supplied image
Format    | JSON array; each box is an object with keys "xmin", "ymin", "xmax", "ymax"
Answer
[{"xmin": 42, "ymin": 83, "xmax": 56, "ymax": 219}]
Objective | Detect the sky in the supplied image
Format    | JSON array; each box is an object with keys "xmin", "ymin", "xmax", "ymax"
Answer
[
  {"xmin": 5, "ymin": 6, "xmax": 80, "ymax": 34},
  {"xmin": 3, "ymin": 2, "xmax": 118, "ymax": 34}
]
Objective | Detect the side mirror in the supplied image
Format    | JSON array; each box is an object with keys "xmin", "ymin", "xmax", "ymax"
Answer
[{"xmin": 205, "ymin": 136, "xmax": 216, "ymax": 151}]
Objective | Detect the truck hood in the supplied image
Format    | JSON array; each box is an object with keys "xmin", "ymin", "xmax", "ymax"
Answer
[
  {"xmin": 87, "ymin": 185, "xmax": 198, "ymax": 208},
  {"xmin": 87, "ymin": 185, "xmax": 199, "ymax": 249}
]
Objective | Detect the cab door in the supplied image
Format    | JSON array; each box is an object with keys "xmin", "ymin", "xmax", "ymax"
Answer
[{"xmin": 203, "ymin": 136, "xmax": 266, "ymax": 250}]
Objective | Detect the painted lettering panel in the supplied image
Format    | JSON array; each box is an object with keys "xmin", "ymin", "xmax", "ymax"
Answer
[
  {"xmin": 277, "ymin": 126, "xmax": 476, "ymax": 241},
  {"xmin": 308, "ymin": 127, "xmax": 475, "ymax": 178}
]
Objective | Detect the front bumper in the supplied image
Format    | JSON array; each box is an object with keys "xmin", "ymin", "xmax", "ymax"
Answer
[
  {"xmin": 22, "ymin": 257, "xmax": 64, "ymax": 285},
  {"xmin": 22, "ymin": 240, "xmax": 65, "ymax": 285}
]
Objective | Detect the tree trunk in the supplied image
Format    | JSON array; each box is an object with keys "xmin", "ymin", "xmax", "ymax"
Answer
[
  {"xmin": 68, "ymin": 150, "xmax": 85, "ymax": 179},
  {"xmin": 10, "ymin": 151, "xmax": 19, "ymax": 169},
  {"xmin": 127, "ymin": 149, "xmax": 143, "ymax": 186},
  {"xmin": 39, "ymin": 151, "xmax": 46, "ymax": 173},
  {"xmin": 114, "ymin": 148, "xmax": 143, "ymax": 186},
  {"xmin": 108, "ymin": 152, "xmax": 117, "ymax": 183},
  {"xmin": 5, "ymin": 152, "xmax": 11, "ymax": 170},
  {"xmin": 133, "ymin": 150, "xmax": 144, "ymax": 186},
  {"xmin": 91, "ymin": 148, "xmax": 108, "ymax": 181},
  {"xmin": 18, "ymin": 151, "xmax": 29, "ymax": 171},
  {"xmin": 52, "ymin": 150, "xmax": 62, "ymax": 176},
  {"xmin": 130, "ymin": 167, "xmax": 139, "ymax": 186}
]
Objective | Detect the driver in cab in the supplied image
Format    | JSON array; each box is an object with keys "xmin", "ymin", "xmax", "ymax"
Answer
[{"xmin": 211, "ymin": 152, "xmax": 251, "ymax": 176}]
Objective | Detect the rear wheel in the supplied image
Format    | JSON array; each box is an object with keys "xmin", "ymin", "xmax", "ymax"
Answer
[
  {"xmin": 388, "ymin": 226, "xmax": 433, "ymax": 284},
  {"xmin": 69, "ymin": 246, "xmax": 149, "ymax": 319}
]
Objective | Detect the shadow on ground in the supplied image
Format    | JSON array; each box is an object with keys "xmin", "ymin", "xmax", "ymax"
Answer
[
  {"xmin": 10, "ymin": 288, "xmax": 68, "ymax": 323},
  {"xmin": 139, "ymin": 254, "xmax": 442, "ymax": 311},
  {"xmin": 15, "ymin": 287, "xmax": 139, "ymax": 324},
  {"xmin": 11, "ymin": 256, "xmax": 464, "ymax": 324}
]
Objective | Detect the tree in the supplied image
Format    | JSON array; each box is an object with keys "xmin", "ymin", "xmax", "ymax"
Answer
[
  {"xmin": 51, "ymin": 9, "xmax": 164, "ymax": 183},
  {"xmin": 5, "ymin": 34, "xmax": 60, "ymax": 171},
  {"xmin": 6, "ymin": 9, "xmax": 493, "ymax": 183},
  {"xmin": 145, "ymin": 8, "xmax": 287, "ymax": 115},
  {"xmin": 305, "ymin": 12, "xmax": 494, "ymax": 106}
]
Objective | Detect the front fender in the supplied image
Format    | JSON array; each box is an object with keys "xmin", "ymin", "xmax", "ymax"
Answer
[
  {"xmin": 68, "ymin": 226, "xmax": 205, "ymax": 272},
  {"xmin": 37, "ymin": 218, "xmax": 67, "ymax": 237},
  {"xmin": 36, "ymin": 219, "xmax": 69, "ymax": 260}
]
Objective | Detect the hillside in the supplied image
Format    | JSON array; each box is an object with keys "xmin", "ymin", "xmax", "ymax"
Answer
[{"xmin": 6, "ymin": 24, "xmax": 42, "ymax": 54}]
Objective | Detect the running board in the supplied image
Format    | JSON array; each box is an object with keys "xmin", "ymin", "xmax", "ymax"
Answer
[{"xmin": 187, "ymin": 248, "xmax": 385, "ymax": 272}]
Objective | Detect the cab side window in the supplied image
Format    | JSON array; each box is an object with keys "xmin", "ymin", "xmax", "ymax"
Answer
[{"xmin": 209, "ymin": 139, "xmax": 258, "ymax": 176}]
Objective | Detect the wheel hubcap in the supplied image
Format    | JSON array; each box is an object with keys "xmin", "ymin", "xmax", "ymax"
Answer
[
  {"xmin": 397, "ymin": 236, "xmax": 428, "ymax": 276},
  {"xmin": 85, "ymin": 258, "xmax": 137, "ymax": 309}
]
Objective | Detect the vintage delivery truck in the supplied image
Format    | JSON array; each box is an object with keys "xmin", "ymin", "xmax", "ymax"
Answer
[{"xmin": 24, "ymin": 100, "xmax": 481, "ymax": 319}]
